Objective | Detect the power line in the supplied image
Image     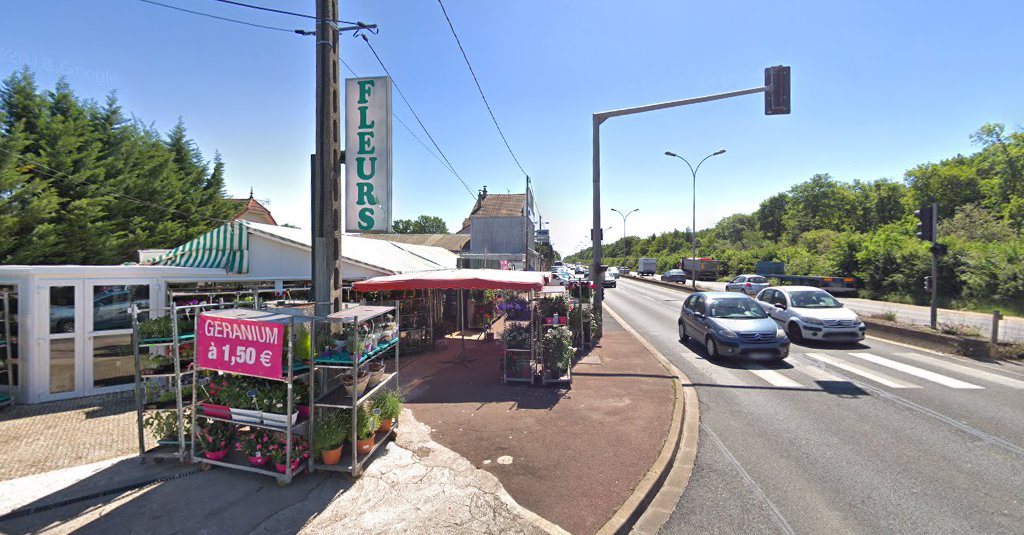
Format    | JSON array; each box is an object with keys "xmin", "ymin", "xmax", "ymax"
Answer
[
  {"xmin": 436, "ymin": 0, "xmax": 528, "ymax": 178},
  {"xmin": 360, "ymin": 34, "xmax": 477, "ymax": 200},
  {"xmin": 0, "ymin": 145, "xmax": 234, "ymax": 226},
  {"xmin": 135, "ymin": 0, "xmax": 312, "ymax": 34},
  {"xmin": 339, "ymin": 58, "xmax": 460, "ymax": 179},
  {"xmin": 207, "ymin": 0, "xmax": 360, "ymax": 25}
]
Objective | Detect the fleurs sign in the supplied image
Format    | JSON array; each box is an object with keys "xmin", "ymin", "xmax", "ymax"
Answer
[
  {"xmin": 196, "ymin": 314, "xmax": 283, "ymax": 379},
  {"xmin": 345, "ymin": 76, "xmax": 393, "ymax": 233}
]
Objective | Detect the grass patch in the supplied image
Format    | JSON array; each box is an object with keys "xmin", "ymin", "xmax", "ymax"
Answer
[
  {"xmin": 938, "ymin": 321, "xmax": 982, "ymax": 338},
  {"xmin": 871, "ymin": 311, "xmax": 898, "ymax": 322}
]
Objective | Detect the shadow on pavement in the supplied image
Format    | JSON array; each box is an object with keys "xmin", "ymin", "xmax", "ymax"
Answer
[{"xmin": 0, "ymin": 456, "xmax": 350, "ymax": 535}]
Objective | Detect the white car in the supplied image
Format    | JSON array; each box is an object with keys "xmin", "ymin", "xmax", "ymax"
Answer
[
  {"xmin": 551, "ymin": 271, "xmax": 575, "ymax": 286},
  {"xmin": 754, "ymin": 286, "xmax": 865, "ymax": 343},
  {"xmin": 725, "ymin": 274, "xmax": 770, "ymax": 296}
]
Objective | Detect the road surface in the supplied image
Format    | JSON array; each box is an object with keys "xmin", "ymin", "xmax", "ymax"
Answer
[{"xmin": 605, "ymin": 277, "xmax": 1024, "ymax": 534}]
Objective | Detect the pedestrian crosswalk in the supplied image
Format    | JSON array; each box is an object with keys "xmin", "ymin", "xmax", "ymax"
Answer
[{"xmin": 691, "ymin": 350, "xmax": 1019, "ymax": 393}]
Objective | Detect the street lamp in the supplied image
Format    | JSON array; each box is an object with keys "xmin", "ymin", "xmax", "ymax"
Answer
[
  {"xmin": 610, "ymin": 208, "xmax": 639, "ymax": 241},
  {"xmin": 664, "ymin": 149, "xmax": 726, "ymax": 288}
]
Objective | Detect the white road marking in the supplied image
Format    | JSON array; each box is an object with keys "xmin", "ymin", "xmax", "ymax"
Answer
[
  {"xmin": 804, "ymin": 353, "xmax": 920, "ymax": 389},
  {"xmin": 745, "ymin": 365, "xmax": 804, "ymax": 388},
  {"xmin": 849, "ymin": 353, "xmax": 983, "ymax": 389},
  {"xmin": 894, "ymin": 352, "xmax": 1024, "ymax": 389},
  {"xmin": 794, "ymin": 362, "xmax": 851, "ymax": 384}
]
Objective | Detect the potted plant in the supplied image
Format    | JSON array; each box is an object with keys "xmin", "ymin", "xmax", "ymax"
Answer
[
  {"xmin": 342, "ymin": 369, "xmax": 370, "ymax": 399},
  {"xmin": 293, "ymin": 381, "xmax": 311, "ymax": 419},
  {"xmin": 196, "ymin": 421, "xmax": 234, "ymax": 460},
  {"xmin": 260, "ymin": 383, "xmax": 298, "ymax": 427},
  {"xmin": 355, "ymin": 404, "xmax": 379, "ymax": 455},
  {"xmin": 371, "ymin": 389, "xmax": 403, "ymax": 433},
  {"xmin": 197, "ymin": 376, "xmax": 233, "ymax": 420},
  {"xmin": 542, "ymin": 326, "xmax": 574, "ymax": 379},
  {"xmin": 366, "ymin": 359, "xmax": 387, "ymax": 389},
  {"xmin": 313, "ymin": 410, "xmax": 351, "ymax": 465},
  {"xmin": 268, "ymin": 434, "xmax": 310, "ymax": 474},
  {"xmin": 143, "ymin": 409, "xmax": 186, "ymax": 442},
  {"xmin": 235, "ymin": 429, "xmax": 273, "ymax": 466}
]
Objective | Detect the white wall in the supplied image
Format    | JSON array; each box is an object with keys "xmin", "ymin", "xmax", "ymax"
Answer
[{"xmin": 248, "ymin": 234, "xmax": 311, "ymax": 280}]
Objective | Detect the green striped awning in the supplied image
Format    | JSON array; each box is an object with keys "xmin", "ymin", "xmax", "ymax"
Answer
[{"xmin": 143, "ymin": 221, "xmax": 250, "ymax": 273}]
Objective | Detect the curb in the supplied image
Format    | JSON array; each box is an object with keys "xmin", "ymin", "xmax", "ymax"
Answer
[{"xmin": 595, "ymin": 304, "xmax": 699, "ymax": 535}]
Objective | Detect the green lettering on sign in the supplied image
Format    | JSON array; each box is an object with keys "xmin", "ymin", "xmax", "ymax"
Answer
[
  {"xmin": 358, "ymin": 207, "xmax": 375, "ymax": 230},
  {"xmin": 357, "ymin": 80, "xmax": 375, "ymax": 104},
  {"xmin": 356, "ymin": 182, "xmax": 378, "ymax": 206},
  {"xmin": 356, "ymin": 157, "xmax": 377, "ymax": 180},
  {"xmin": 358, "ymin": 106, "xmax": 375, "ymax": 129},
  {"xmin": 358, "ymin": 131, "xmax": 375, "ymax": 155}
]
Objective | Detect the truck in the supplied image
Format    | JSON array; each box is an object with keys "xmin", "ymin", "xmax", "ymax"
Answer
[
  {"xmin": 638, "ymin": 258, "xmax": 658, "ymax": 276},
  {"xmin": 680, "ymin": 257, "xmax": 720, "ymax": 281},
  {"xmin": 755, "ymin": 261, "xmax": 859, "ymax": 296}
]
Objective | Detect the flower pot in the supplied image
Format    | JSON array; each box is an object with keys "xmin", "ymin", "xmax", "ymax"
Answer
[
  {"xmin": 274, "ymin": 459, "xmax": 301, "ymax": 474},
  {"xmin": 544, "ymin": 317, "xmax": 553, "ymax": 325},
  {"xmin": 204, "ymin": 449, "xmax": 229, "ymax": 461},
  {"xmin": 559, "ymin": 317, "xmax": 568, "ymax": 325},
  {"xmin": 262, "ymin": 411, "xmax": 299, "ymax": 428},
  {"xmin": 378, "ymin": 418, "xmax": 394, "ymax": 433},
  {"xmin": 198, "ymin": 402, "xmax": 231, "ymax": 420},
  {"xmin": 342, "ymin": 370, "xmax": 370, "ymax": 399},
  {"xmin": 229, "ymin": 407, "xmax": 262, "ymax": 424},
  {"xmin": 248, "ymin": 454, "xmax": 268, "ymax": 466},
  {"xmin": 320, "ymin": 446, "xmax": 342, "ymax": 465},
  {"xmin": 366, "ymin": 362, "xmax": 386, "ymax": 389},
  {"xmin": 356, "ymin": 435, "xmax": 375, "ymax": 455},
  {"xmin": 296, "ymin": 405, "xmax": 310, "ymax": 420}
]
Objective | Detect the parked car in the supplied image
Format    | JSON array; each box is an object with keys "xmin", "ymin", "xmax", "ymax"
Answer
[
  {"xmin": 661, "ymin": 269, "xmax": 687, "ymax": 283},
  {"xmin": 678, "ymin": 292, "xmax": 789, "ymax": 360},
  {"xmin": 603, "ymin": 268, "xmax": 619, "ymax": 288},
  {"xmin": 754, "ymin": 286, "xmax": 866, "ymax": 343},
  {"xmin": 550, "ymin": 271, "xmax": 575, "ymax": 286},
  {"xmin": 725, "ymin": 274, "xmax": 770, "ymax": 296}
]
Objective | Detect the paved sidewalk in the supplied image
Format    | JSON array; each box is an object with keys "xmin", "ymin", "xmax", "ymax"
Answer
[
  {"xmin": 0, "ymin": 410, "xmax": 558, "ymax": 535},
  {"xmin": 402, "ymin": 315, "xmax": 677, "ymax": 534},
  {"xmin": 0, "ymin": 391, "xmax": 136, "ymax": 481}
]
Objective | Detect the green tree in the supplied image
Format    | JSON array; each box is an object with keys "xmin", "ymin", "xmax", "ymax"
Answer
[
  {"xmin": 753, "ymin": 192, "xmax": 788, "ymax": 241},
  {"xmin": 393, "ymin": 215, "xmax": 448, "ymax": 234}
]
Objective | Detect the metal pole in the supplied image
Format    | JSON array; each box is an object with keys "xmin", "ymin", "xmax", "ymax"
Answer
[
  {"xmin": 692, "ymin": 167, "xmax": 697, "ymax": 289},
  {"xmin": 991, "ymin": 310, "xmax": 1002, "ymax": 344},
  {"xmin": 930, "ymin": 202, "xmax": 938, "ymax": 329},
  {"xmin": 131, "ymin": 305, "xmax": 145, "ymax": 459},
  {"xmin": 592, "ymin": 115, "xmax": 604, "ymax": 337}
]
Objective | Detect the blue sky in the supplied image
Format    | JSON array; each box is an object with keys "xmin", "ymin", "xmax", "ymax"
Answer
[{"xmin": 4, "ymin": 0, "xmax": 1023, "ymax": 256}]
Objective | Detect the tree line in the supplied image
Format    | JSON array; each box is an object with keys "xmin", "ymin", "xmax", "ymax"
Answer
[
  {"xmin": 567, "ymin": 123, "xmax": 1024, "ymax": 313},
  {"xmin": 0, "ymin": 67, "xmax": 237, "ymax": 265}
]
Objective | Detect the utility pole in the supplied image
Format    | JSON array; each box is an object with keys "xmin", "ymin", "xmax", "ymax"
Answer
[
  {"xmin": 311, "ymin": 0, "xmax": 342, "ymax": 316},
  {"xmin": 930, "ymin": 202, "xmax": 939, "ymax": 329}
]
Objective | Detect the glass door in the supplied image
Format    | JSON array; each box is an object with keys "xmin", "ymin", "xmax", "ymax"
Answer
[
  {"xmin": 85, "ymin": 281, "xmax": 154, "ymax": 395},
  {"xmin": 40, "ymin": 282, "xmax": 84, "ymax": 401}
]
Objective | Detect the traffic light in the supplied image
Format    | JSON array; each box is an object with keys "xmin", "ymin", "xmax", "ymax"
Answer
[
  {"xmin": 924, "ymin": 276, "xmax": 934, "ymax": 291},
  {"xmin": 764, "ymin": 65, "xmax": 791, "ymax": 115},
  {"xmin": 915, "ymin": 205, "xmax": 934, "ymax": 242},
  {"xmin": 930, "ymin": 243, "xmax": 948, "ymax": 256}
]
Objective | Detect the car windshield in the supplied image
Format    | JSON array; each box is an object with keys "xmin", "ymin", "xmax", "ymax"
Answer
[
  {"xmin": 708, "ymin": 298, "xmax": 768, "ymax": 319},
  {"xmin": 749, "ymin": 276, "xmax": 768, "ymax": 283},
  {"xmin": 789, "ymin": 291, "xmax": 842, "ymax": 308}
]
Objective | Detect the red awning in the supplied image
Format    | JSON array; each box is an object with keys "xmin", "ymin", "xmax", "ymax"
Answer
[{"xmin": 352, "ymin": 269, "xmax": 550, "ymax": 292}]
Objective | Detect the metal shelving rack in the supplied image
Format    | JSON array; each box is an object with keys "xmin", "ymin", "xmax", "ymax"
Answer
[
  {"xmin": 398, "ymin": 294, "xmax": 432, "ymax": 354},
  {"xmin": 502, "ymin": 291, "xmax": 535, "ymax": 384},
  {"xmin": 537, "ymin": 288, "xmax": 573, "ymax": 386},
  {"xmin": 308, "ymin": 303, "xmax": 400, "ymax": 478},
  {"xmin": 0, "ymin": 291, "xmax": 14, "ymax": 408},
  {"xmin": 190, "ymin": 308, "xmax": 314, "ymax": 486}
]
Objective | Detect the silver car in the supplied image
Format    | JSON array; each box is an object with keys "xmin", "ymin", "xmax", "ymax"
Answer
[
  {"xmin": 678, "ymin": 292, "xmax": 790, "ymax": 360},
  {"xmin": 725, "ymin": 274, "xmax": 770, "ymax": 296},
  {"xmin": 754, "ymin": 286, "xmax": 866, "ymax": 343}
]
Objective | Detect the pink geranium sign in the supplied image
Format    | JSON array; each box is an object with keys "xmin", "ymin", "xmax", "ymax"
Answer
[{"xmin": 196, "ymin": 314, "xmax": 284, "ymax": 380}]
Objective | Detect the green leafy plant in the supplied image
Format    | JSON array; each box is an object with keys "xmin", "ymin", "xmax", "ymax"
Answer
[
  {"xmin": 143, "ymin": 409, "xmax": 190, "ymax": 441},
  {"xmin": 235, "ymin": 429, "xmax": 273, "ymax": 457},
  {"xmin": 138, "ymin": 316, "xmax": 192, "ymax": 340},
  {"xmin": 542, "ymin": 326, "xmax": 574, "ymax": 374},
  {"xmin": 371, "ymin": 389, "xmax": 403, "ymax": 422},
  {"xmin": 196, "ymin": 421, "xmax": 233, "ymax": 452},
  {"xmin": 313, "ymin": 410, "xmax": 351, "ymax": 452},
  {"xmin": 502, "ymin": 323, "xmax": 531, "ymax": 350},
  {"xmin": 267, "ymin": 434, "xmax": 310, "ymax": 464},
  {"xmin": 356, "ymin": 404, "xmax": 379, "ymax": 440}
]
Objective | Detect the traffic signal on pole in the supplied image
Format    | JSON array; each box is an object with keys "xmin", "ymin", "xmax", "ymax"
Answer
[
  {"xmin": 924, "ymin": 276, "xmax": 933, "ymax": 291},
  {"xmin": 915, "ymin": 205, "xmax": 934, "ymax": 242},
  {"xmin": 765, "ymin": 65, "xmax": 791, "ymax": 115}
]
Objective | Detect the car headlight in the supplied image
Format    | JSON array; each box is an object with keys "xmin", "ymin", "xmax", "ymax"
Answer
[
  {"xmin": 776, "ymin": 328, "xmax": 786, "ymax": 339},
  {"xmin": 802, "ymin": 317, "xmax": 824, "ymax": 325},
  {"xmin": 719, "ymin": 328, "xmax": 738, "ymax": 339}
]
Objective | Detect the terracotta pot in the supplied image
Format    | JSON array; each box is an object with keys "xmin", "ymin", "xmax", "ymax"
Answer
[
  {"xmin": 320, "ymin": 446, "xmax": 342, "ymax": 465},
  {"xmin": 378, "ymin": 418, "xmax": 394, "ymax": 433},
  {"xmin": 356, "ymin": 435, "xmax": 375, "ymax": 455}
]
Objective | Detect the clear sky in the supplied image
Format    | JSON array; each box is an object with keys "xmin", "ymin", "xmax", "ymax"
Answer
[{"xmin": 4, "ymin": 1, "xmax": 1023, "ymax": 256}]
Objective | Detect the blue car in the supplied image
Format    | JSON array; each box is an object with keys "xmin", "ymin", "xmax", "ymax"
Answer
[{"xmin": 678, "ymin": 292, "xmax": 790, "ymax": 360}]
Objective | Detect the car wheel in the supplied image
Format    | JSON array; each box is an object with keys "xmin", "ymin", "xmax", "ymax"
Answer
[
  {"xmin": 787, "ymin": 322, "xmax": 803, "ymax": 343},
  {"xmin": 57, "ymin": 320, "xmax": 74, "ymax": 333},
  {"xmin": 705, "ymin": 337, "xmax": 719, "ymax": 359},
  {"xmin": 679, "ymin": 321, "xmax": 689, "ymax": 343}
]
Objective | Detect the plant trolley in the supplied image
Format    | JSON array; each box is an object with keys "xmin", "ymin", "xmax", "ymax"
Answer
[
  {"xmin": 190, "ymin": 308, "xmax": 315, "ymax": 486},
  {"xmin": 309, "ymin": 304, "xmax": 400, "ymax": 478}
]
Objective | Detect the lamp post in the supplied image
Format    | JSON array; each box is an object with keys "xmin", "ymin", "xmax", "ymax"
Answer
[
  {"xmin": 610, "ymin": 208, "xmax": 639, "ymax": 241},
  {"xmin": 664, "ymin": 149, "xmax": 726, "ymax": 288}
]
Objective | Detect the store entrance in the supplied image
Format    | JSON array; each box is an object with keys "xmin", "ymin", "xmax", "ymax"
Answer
[{"xmin": 40, "ymin": 281, "xmax": 84, "ymax": 401}]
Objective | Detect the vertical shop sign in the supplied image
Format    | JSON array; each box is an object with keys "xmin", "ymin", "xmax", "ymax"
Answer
[
  {"xmin": 345, "ymin": 76, "xmax": 393, "ymax": 232},
  {"xmin": 196, "ymin": 314, "xmax": 283, "ymax": 379}
]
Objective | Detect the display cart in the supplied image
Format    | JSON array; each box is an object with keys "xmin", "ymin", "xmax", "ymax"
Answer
[
  {"xmin": 0, "ymin": 291, "xmax": 14, "ymax": 408},
  {"xmin": 189, "ymin": 308, "xmax": 314, "ymax": 486},
  {"xmin": 308, "ymin": 304, "xmax": 400, "ymax": 478},
  {"xmin": 502, "ymin": 291, "xmax": 536, "ymax": 384},
  {"xmin": 365, "ymin": 291, "xmax": 433, "ymax": 354},
  {"xmin": 537, "ymin": 286, "xmax": 573, "ymax": 386}
]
